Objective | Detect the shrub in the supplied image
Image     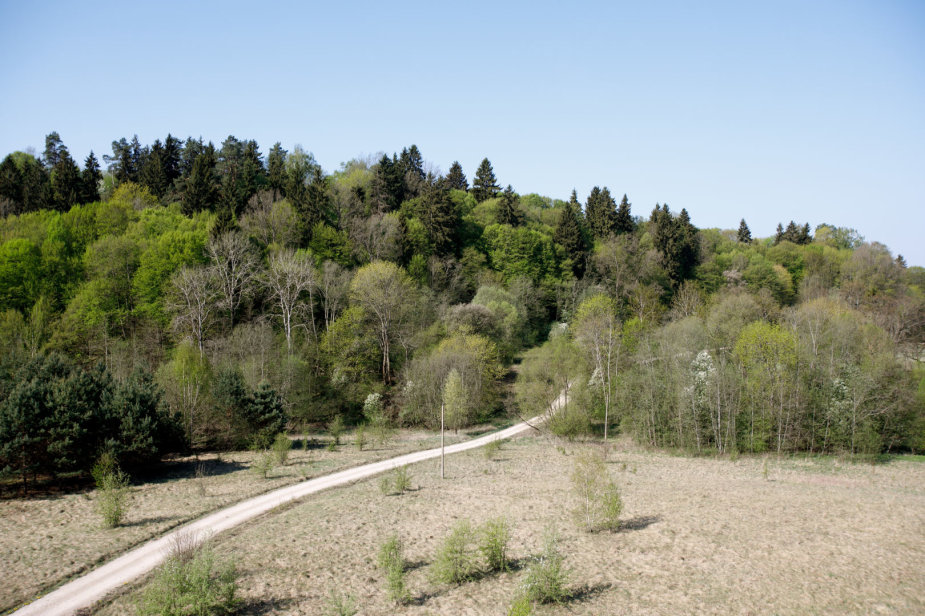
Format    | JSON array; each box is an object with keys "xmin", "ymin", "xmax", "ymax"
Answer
[
  {"xmin": 328, "ymin": 416, "xmax": 345, "ymax": 446},
  {"xmin": 92, "ymin": 452, "xmax": 130, "ymax": 528},
  {"xmin": 354, "ymin": 425, "xmax": 366, "ymax": 451},
  {"xmin": 508, "ymin": 594, "xmax": 533, "ymax": 616},
  {"xmin": 271, "ymin": 432, "xmax": 291, "ymax": 465},
  {"xmin": 522, "ymin": 527, "xmax": 570, "ymax": 604},
  {"xmin": 483, "ymin": 438, "xmax": 504, "ymax": 461},
  {"xmin": 251, "ymin": 451, "xmax": 274, "ymax": 479},
  {"xmin": 431, "ymin": 519, "xmax": 479, "ymax": 585},
  {"xmin": 571, "ymin": 448, "xmax": 622, "ymax": 532},
  {"xmin": 323, "ymin": 590, "xmax": 358, "ymax": 616},
  {"xmin": 377, "ymin": 535, "xmax": 409, "ymax": 604},
  {"xmin": 137, "ymin": 542, "xmax": 239, "ymax": 616},
  {"xmin": 379, "ymin": 466, "xmax": 413, "ymax": 496},
  {"xmin": 479, "ymin": 517, "xmax": 513, "ymax": 572}
]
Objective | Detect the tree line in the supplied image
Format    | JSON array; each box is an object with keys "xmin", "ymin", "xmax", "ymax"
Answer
[{"xmin": 1, "ymin": 131, "xmax": 922, "ymax": 488}]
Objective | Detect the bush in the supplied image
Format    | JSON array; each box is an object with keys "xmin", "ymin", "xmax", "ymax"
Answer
[
  {"xmin": 137, "ymin": 543, "xmax": 239, "ymax": 616},
  {"xmin": 508, "ymin": 594, "xmax": 533, "ymax": 616},
  {"xmin": 377, "ymin": 535, "xmax": 409, "ymax": 604},
  {"xmin": 479, "ymin": 517, "xmax": 513, "ymax": 572},
  {"xmin": 483, "ymin": 438, "xmax": 504, "ymax": 461},
  {"xmin": 379, "ymin": 466, "xmax": 412, "ymax": 496},
  {"xmin": 328, "ymin": 416, "xmax": 345, "ymax": 446},
  {"xmin": 92, "ymin": 452, "xmax": 130, "ymax": 528},
  {"xmin": 431, "ymin": 519, "xmax": 479, "ymax": 585},
  {"xmin": 522, "ymin": 527, "xmax": 570, "ymax": 604},
  {"xmin": 271, "ymin": 432, "xmax": 291, "ymax": 465},
  {"xmin": 354, "ymin": 425, "xmax": 366, "ymax": 451},
  {"xmin": 323, "ymin": 590, "xmax": 357, "ymax": 616},
  {"xmin": 251, "ymin": 451, "xmax": 274, "ymax": 479},
  {"xmin": 571, "ymin": 448, "xmax": 622, "ymax": 532}
]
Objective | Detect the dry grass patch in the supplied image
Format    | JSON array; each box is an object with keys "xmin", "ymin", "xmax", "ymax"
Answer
[
  {"xmin": 0, "ymin": 427, "xmax": 480, "ymax": 613},
  {"xmin": 94, "ymin": 436, "xmax": 925, "ymax": 615}
]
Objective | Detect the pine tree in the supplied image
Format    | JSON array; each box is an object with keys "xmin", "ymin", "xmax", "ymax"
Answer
[
  {"xmin": 614, "ymin": 194, "xmax": 634, "ymax": 234},
  {"xmin": 496, "ymin": 185, "xmax": 523, "ymax": 226},
  {"xmin": 472, "ymin": 158, "xmax": 499, "ymax": 202},
  {"xmin": 737, "ymin": 219, "xmax": 752, "ymax": 243},
  {"xmin": 51, "ymin": 149, "xmax": 81, "ymax": 211},
  {"xmin": 554, "ymin": 193, "xmax": 588, "ymax": 277},
  {"xmin": 445, "ymin": 161, "xmax": 468, "ymax": 191},
  {"xmin": 43, "ymin": 132, "xmax": 64, "ymax": 169},
  {"xmin": 81, "ymin": 152, "xmax": 102, "ymax": 203},
  {"xmin": 774, "ymin": 223, "xmax": 784, "ymax": 244}
]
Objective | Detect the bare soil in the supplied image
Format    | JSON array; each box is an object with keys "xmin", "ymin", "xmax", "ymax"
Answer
[
  {"xmin": 94, "ymin": 436, "xmax": 925, "ymax": 615},
  {"xmin": 0, "ymin": 429, "xmax": 478, "ymax": 614}
]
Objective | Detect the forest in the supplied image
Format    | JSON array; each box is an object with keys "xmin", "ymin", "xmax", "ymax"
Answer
[{"xmin": 1, "ymin": 132, "xmax": 923, "ymax": 489}]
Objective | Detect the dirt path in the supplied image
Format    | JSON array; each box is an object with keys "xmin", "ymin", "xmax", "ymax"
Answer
[{"xmin": 11, "ymin": 409, "xmax": 554, "ymax": 616}]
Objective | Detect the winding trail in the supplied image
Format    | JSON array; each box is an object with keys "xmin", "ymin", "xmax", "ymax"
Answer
[{"xmin": 12, "ymin": 407, "xmax": 554, "ymax": 616}]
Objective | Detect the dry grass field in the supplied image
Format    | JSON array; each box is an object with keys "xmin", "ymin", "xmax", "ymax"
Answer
[
  {"xmin": 94, "ymin": 435, "xmax": 925, "ymax": 616},
  {"xmin": 0, "ymin": 428, "xmax": 481, "ymax": 614}
]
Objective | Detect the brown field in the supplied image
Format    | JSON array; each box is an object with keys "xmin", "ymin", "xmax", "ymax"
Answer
[
  {"xmin": 0, "ymin": 428, "xmax": 480, "ymax": 614},
  {"xmin": 94, "ymin": 435, "xmax": 925, "ymax": 616}
]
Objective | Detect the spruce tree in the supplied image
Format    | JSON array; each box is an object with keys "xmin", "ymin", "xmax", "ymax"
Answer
[
  {"xmin": 445, "ymin": 161, "xmax": 468, "ymax": 191},
  {"xmin": 0, "ymin": 155, "xmax": 23, "ymax": 214},
  {"xmin": 140, "ymin": 140, "xmax": 168, "ymax": 198},
  {"xmin": 373, "ymin": 154, "xmax": 403, "ymax": 212},
  {"xmin": 183, "ymin": 151, "xmax": 218, "ymax": 214},
  {"xmin": 420, "ymin": 183, "xmax": 459, "ymax": 256},
  {"xmin": 472, "ymin": 158, "xmax": 499, "ymax": 202},
  {"xmin": 43, "ymin": 132, "xmax": 64, "ymax": 169},
  {"xmin": 51, "ymin": 149, "xmax": 81, "ymax": 211},
  {"xmin": 586, "ymin": 186, "xmax": 617, "ymax": 238},
  {"xmin": 496, "ymin": 185, "xmax": 523, "ymax": 226},
  {"xmin": 162, "ymin": 134, "xmax": 183, "ymax": 188},
  {"xmin": 774, "ymin": 223, "xmax": 784, "ymax": 244},
  {"xmin": 554, "ymin": 194, "xmax": 588, "ymax": 277},
  {"xmin": 81, "ymin": 152, "xmax": 102, "ymax": 203},
  {"xmin": 267, "ymin": 142, "xmax": 287, "ymax": 198},
  {"xmin": 614, "ymin": 193, "xmax": 634, "ymax": 234},
  {"xmin": 737, "ymin": 219, "xmax": 752, "ymax": 243}
]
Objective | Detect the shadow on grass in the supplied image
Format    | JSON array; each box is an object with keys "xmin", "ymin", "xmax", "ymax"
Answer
[
  {"xmin": 620, "ymin": 515, "xmax": 661, "ymax": 532},
  {"xmin": 239, "ymin": 596, "xmax": 297, "ymax": 615},
  {"xmin": 569, "ymin": 582, "xmax": 613, "ymax": 603},
  {"xmin": 121, "ymin": 515, "xmax": 180, "ymax": 528},
  {"xmin": 134, "ymin": 457, "xmax": 247, "ymax": 485}
]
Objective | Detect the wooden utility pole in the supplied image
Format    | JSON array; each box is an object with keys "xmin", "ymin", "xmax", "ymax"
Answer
[{"xmin": 441, "ymin": 400, "xmax": 445, "ymax": 479}]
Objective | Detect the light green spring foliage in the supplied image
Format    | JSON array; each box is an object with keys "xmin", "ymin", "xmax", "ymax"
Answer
[
  {"xmin": 92, "ymin": 452, "xmax": 130, "ymax": 528},
  {"xmin": 430, "ymin": 519, "xmax": 479, "ymax": 585},
  {"xmin": 251, "ymin": 451, "xmax": 274, "ymax": 479},
  {"xmin": 507, "ymin": 595, "xmax": 534, "ymax": 616},
  {"xmin": 479, "ymin": 517, "xmax": 513, "ymax": 572},
  {"xmin": 323, "ymin": 590, "xmax": 358, "ymax": 616},
  {"xmin": 571, "ymin": 448, "xmax": 623, "ymax": 532},
  {"xmin": 522, "ymin": 527, "xmax": 570, "ymax": 604},
  {"xmin": 377, "ymin": 535, "xmax": 409, "ymax": 604},
  {"xmin": 137, "ymin": 546, "xmax": 239, "ymax": 616},
  {"xmin": 379, "ymin": 466, "xmax": 412, "ymax": 496},
  {"xmin": 327, "ymin": 415, "xmax": 345, "ymax": 446},
  {"xmin": 271, "ymin": 432, "xmax": 290, "ymax": 465}
]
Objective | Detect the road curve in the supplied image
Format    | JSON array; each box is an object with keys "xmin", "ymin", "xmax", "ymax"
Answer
[{"xmin": 12, "ymin": 411, "xmax": 551, "ymax": 616}]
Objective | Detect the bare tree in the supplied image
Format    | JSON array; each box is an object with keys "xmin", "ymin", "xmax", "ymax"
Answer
[
  {"xmin": 320, "ymin": 260, "xmax": 350, "ymax": 330},
  {"xmin": 207, "ymin": 231, "xmax": 261, "ymax": 330},
  {"xmin": 264, "ymin": 249, "xmax": 317, "ymax": 352},
  {"xmin": 240, "ymin": 191, "xmax": 300, "ymax": 248},
  {"xmin": 168, "ymin": 266, "xmax": 218, "ymax": 356},
  {"xmin": 573, "ymin": 294, "xmax": 621, "ymax": 441}
]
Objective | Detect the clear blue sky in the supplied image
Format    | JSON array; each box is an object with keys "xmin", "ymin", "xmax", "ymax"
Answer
[{"xmin": 2, "ymin": 0, "xmax": 923, "ymax": 264}]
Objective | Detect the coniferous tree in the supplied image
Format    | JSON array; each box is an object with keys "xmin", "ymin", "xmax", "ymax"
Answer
[
  {"xmin": 81, "ymin": 152, "xmax": 102, "ymax": 203},
  {"xmin": 183, "ymin": 150, "xmax": 218, "ymax": 214},
  {"xmin": 43, "ymin": 132, "xmax": 64, "ymax": 169},
  {"xmin": 162, "ymin": 134, "xmax": 183, "ymax": 188},
  {"xmin": 420, "ymin": 182, "xmax": 460, "ymax": 256},
  {"xmin": 472, "ymin": 158, "xmax": 499, "ymax": 202},
  {"xmin": 554, "ymin": 191, "xmax": 589, "ymax": 277},
  {"xmin": 399, "ymin": 145, "xmax": 425, "ymax": 198},
  {"xmin": 140, "ymin": 139, "xmax": 169, "ymax": 198},
  {"xmin": 650, "ymin": 203, "xmax": 700, "ymax": 287},
  {"xmin": 373, "ymin": 154, "xmax": 403, "ymax": 212},
  {"xmin": 774, "ymin": 223, "xmax": 785, "ymax": 244},
  {"xmin": 51, "ymin": 149, "xmax": 81, "ymax": 211},
  {"xmin": 267, "ymin": 142, "xmax": 287, "ymax": 198},
  {"xmin": 586, "ymin": 186, "xmax": 617, "ymax": 238},
  {"xmin": 445, "ymin": 161, "xmax": 468, "ymax": 191},
  {"xmin": 18, "ymin": 153, "xmax": 49, "ymax": 213},
  {"xmin": 496, "ymin": 185, "xmax": 523, "ymax": 226},
  {"xmin": 0, "ymin": 155, "xmax": 23, "ymax": 214},
  {"xmin": 614, "ymin": 194, "xmax": 634, "ymax": 234},
  {"xmin": 737, "ymin": 219, "xmax": 752, "ymax": 243}
]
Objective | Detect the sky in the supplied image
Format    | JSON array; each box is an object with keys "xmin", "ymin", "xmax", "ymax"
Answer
[{"xmin": 1, "ymin": 0, "xmax": 923, "ymax": 264}]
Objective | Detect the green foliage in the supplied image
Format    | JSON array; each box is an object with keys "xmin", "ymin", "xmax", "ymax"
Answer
[
  {"xmin": 327, "ymin": 415, "xmax": 345, "ymax": 446},
  {"xmin": 430, "ymin": 519, "xmax": 479, "ymax": 585},
  {"xmin": 507, "ymin": 595, "xmax": 534, "ymax": 616},
  {"xmin": 571, "ymin": 448, "xmax": 623, "ymax": 532},
  {"xmin": 0, "ymin": 238, "xmax": 43, "ymax": 312},
  {"xmin": 92, "ymin": 452, "xmax": 130, "ymax": 528},
  {"xmin": 377, "ymin": 535, "xmax": 409, "ymax": 604},
  {"xmin": 483, "ymin": 438, "xmax": 504, "ymax": 461},
  {"xmin": 479, "ymin": 517, "xmax": 513, "ymax": 572},
  {"xmin": 137, "ymin": 544, "xmax": 239, "ymax": 616},
  {"xmin": 323, "ymin": 590, "xmax": 358, "ymax": 616},
  {"xmin": 271, "ymin": 432, "xmax": 291, "ymax": 465},
  {"xmin": 251, "ymin": 450, "xmax": 274, "ymax": 479},
  {"xmin": 522, "ymin": 527, "xmax": 570, "ymax": 604},
  {"xmin": 380, "ymin": 465, "xmax": 412, "ymax": 495},
  {"xmin": 483, "ymin": 223, "xmax": 563, "ymax": 286},
  {"xmin": 472, "ymin": 158, "xmax": 499, "ymax": 202}
]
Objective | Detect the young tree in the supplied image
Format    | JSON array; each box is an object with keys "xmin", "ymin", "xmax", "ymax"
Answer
[
  {"xmin": 472, "ymin": 158, "xmax": 499, "ymax": 202},
  {"xmin": 573, "ymin": 294, "xmax": 620, "ymax": 441}
]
